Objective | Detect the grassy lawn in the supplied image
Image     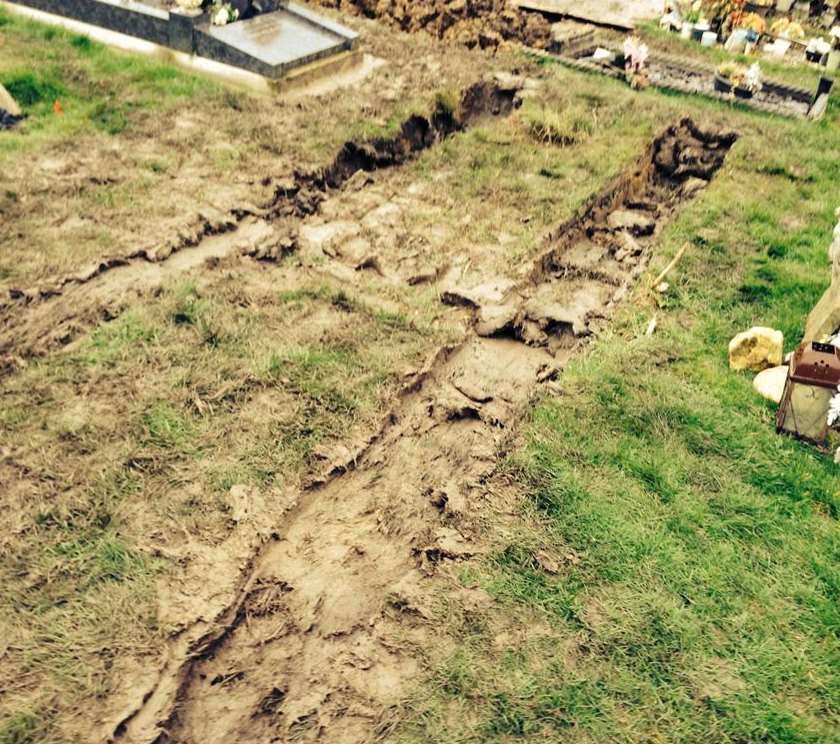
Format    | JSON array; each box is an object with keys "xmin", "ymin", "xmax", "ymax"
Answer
[
  {"xmin": 2, "ymin": 6, "xmax": 840, "ymax": 743},
  {"xmin": 403, "ymin": 64, "xmax": 840, "ymax": 743},
  {"xmin": 0, "ymin": 6, "xmax": 222, "ymax": 159},
  {"xmin": 0, "ymin": 269, "xmax": 442, "ymax": 743}
]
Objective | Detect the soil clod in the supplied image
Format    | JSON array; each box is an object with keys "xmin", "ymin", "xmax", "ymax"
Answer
[{"xmin": 312, "ymin": 0, "xmax": 553, "ymax": 50}]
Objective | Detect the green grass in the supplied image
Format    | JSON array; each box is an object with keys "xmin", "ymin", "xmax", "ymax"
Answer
[
  {"xmin": 80, "ymin": 310, "xmax": 160, "ymax": 366},
  {"xmin": 140, "ymin": 401, "xmax": 195, "ymax": 451},
  {"xmin": 0, "ymin": 710, "xmax": 41, "ymax": 744},
  {"xmin": 448, "ymin": 337, "xmax": 840, "ymax": 741},
  {"xmin": 519, "ymin": 98, "xmax": 596, "ymax": 147},
  {"xmin": 0, "ymin": 10, "xmax": 220, "ymax": 159},
  {"xmin": 2, "ymin": 70, "xmax": 65, "ymax": 107},
  {"xmin": 3, "ymin": 7, "xmax": 840, "ymax": 741},
  {"xmin": 266, "ymin": 344, "xmax": 368, "ymax": 416},
  {"xmin": 0, "ymin": 266, "xmax": 438, "ymax": 740}
]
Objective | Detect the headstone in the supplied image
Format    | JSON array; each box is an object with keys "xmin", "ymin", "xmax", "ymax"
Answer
[
  {"xmin": 203, "ymin": 5, "xmax": 353, "ymax": 72},
  {"xmin": 5, "ymin": 0, "xmax": 357, "ymax": 80}
]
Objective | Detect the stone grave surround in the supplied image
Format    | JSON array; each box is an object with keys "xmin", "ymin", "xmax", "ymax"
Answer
[
  {"xmin": 3, "ymin": 0, "xmax": 358, "ymax": 79},
  {"xmin": 514, "ymin": 0, "xmax": 663, "ymax": 30},
  {"xmin": 805, "ymin": 207, "xmax": 840, "ymax": 342}
]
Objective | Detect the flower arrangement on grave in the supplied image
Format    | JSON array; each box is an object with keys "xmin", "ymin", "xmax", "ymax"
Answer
[
  {"xmin": 748, "ymin": 12, "xmax": 767, "ymax": 32},
  {"xmin": 623, "ymin": 36, "xmax": 650, "ymax": 90},
  {"xmin": 703, "ymin": 0, "xmax": 740, "ymax": 23},
  {"xmin": 211, "ymin": 1, "xmax": 239, "ymax": 25},
  {"xmin": 770, "ymin": 17, "xmax": 805, "ymax": 38},
  {"xmin": 716, "ymin": 61, "xmax": 763, "ymax": 94},
  {"xmin": 685, "ymin": 0, "xmax": 703, "ymax": 23},
  {"xmin": 175, "ymin": 0, "xmax": 206, "ymax": 10},
  {"xmin": 730, "ymin": 10, "xmax": 767, "ymax": 33}
]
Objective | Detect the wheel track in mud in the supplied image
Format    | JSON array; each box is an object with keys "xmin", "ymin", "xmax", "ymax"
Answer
[
  {"xmin": 107, "ymin": 118, "xmax": 736, "ymax": 744},
  {"xmin": 0, "ymin": 78, "xmax": 522, "ymax": 376}
]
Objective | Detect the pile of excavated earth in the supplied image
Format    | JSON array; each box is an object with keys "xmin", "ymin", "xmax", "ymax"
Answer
[{"xmin": 312, "ymin": 0, "xmax": 553, "ymax": 49}]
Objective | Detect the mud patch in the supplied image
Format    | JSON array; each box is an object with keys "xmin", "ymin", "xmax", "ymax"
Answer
[
  {"xmin": 462, "ymin": 118, "xmax": 737, "ymax": 349},
  {"xmin": 106, "ymin": 119, "xmax": 734, "ymax": 744},
  {"xmin": 0, "ymin": 76, "xmax": 528, "ymax": 370},
  {"xmin": 313, "ymin": 0, "xmax": 552, "ymax": 50}
]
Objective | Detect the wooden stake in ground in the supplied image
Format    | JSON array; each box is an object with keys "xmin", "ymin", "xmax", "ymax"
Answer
[{"xmin": 651, "ymin": 242, "xmax": 689, "ymax": 289}]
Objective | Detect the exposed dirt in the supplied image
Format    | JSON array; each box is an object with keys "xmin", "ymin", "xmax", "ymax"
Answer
[
  {"xmin": 465, "ymin": 118, "xmax": 738, "ymax": 349},
  {"xmin": 106, "ymin": 118, "xmax": 735, "ymax": 744},
  {"xmin": 312, "ymin": 0, "xmax": 553, "ymax": 50},
  {"xmin": 0, "ymin": 19, "xmax": 522, "ymax": 294},
  {"xmin": 0, "ymin": 77, "xmax": 528, "ymax": 374}
]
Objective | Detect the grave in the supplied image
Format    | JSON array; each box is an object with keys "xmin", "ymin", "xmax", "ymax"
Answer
[
  {"xmin": 2, "ymin": 0, "xmax": 359, "ymax": 85},
  {"xmin": 552, "ymin": 45, "xmax": 830, "ymax": 119}
]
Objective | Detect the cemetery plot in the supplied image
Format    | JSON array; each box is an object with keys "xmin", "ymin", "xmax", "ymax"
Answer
[
  {"xmin": 106, "ymin": 116, "xmax": 735, "ymax": 744},
  {"xmin": 4, "ymin": 0, "xmax": 358, "ymax": 79},
  {"xmin": 554, "ymin": 45, "xmax": 826, "ymax": 118},
  {"xmin": 0, "ymin": 78, "xmax": 522, "ymax": 369}
]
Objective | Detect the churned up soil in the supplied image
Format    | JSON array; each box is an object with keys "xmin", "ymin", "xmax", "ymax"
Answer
[
  {"xmin": 312, "ymin": 0, "xmax": 553, "ymax": 49},
  {"xmin": 106, "ymin": 116, "xmax": 734, "ymax": 744}
]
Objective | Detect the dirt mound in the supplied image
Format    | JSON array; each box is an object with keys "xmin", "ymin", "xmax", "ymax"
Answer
[
  {"xmin": 307, "ymin": 77, "xmax": 523, "ymax": 192},
  {"xmin": 448, "ymin": 118, "xmax": 738, "ymax": 350},
  {"xmin": 267, "ymin": 75, "xmax": 528, "ymax": 215},
  {"xmin": 313, "ymin": 0, "xmax": 552, "ymax": 50},
  {"xmin": 535, "ymin": 117, "xmax": 737, "ymax": 281}
]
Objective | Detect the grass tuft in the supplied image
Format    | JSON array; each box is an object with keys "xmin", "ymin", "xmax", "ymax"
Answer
[
  {"xmin": 519, "ymin": 100, "xmax": 596, "ymax": 147},
  {"xmin": 141, "ymin": 401, "xmax": 194, "ymax": 451},
  {"xmin": 1, "ymin": 71, "xmax": 64, "ymax": 108},
  {"xmin": 0, "ymin": 710, "xmax": 41, "ymax": 744}
]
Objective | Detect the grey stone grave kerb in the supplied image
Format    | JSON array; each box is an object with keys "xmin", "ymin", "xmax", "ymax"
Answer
[{"xmin": 6, "ymin": 0, "xmax": 359, "ymax": 80}]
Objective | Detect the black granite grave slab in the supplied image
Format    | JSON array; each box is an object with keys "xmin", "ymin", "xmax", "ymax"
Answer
[{"xmin": 6, "ymin": 0, "xmax": 358, "ymax": 79}]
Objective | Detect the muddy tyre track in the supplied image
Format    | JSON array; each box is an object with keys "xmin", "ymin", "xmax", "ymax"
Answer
[
  {"xmin": 0, "ymin": 78, "xmax": 524, "ymax": 375},
  {"xmin": 108, "ymin": 119, "xmax": 735, "ymax": 744}
]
